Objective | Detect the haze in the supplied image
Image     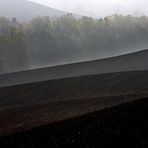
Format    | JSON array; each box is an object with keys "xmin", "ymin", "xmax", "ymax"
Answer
[
  {"xmin": 1, "ymin": 0, "xmax": 148, "ymax": 73},
  {"xmin": 30, "ymin": 0, "xmax": 148, "ymax": 17}
]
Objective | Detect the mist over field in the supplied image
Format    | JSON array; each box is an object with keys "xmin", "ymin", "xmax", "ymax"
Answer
[{"xmin": 1, "ymin": 0, "xmax": 148, "ymax": 73}]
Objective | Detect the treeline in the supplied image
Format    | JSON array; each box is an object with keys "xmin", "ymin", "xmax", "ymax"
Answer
[{"xmin": 1, "ymin": 14, "xmax": 148, "ymax": 73}]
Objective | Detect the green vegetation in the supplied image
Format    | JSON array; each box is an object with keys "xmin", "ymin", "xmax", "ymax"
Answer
[{"xmin": 1, "ymin": 14, "xmax": 148, "ymax": 73}]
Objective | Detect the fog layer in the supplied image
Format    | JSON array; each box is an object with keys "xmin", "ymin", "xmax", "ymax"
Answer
[
  {"xmin": 1, "ymin": 14, "xmax": 148, "ymax": 73},
  {"xmin": 30, "ymin": 0, "xmax": 148, "ymax": 18}
]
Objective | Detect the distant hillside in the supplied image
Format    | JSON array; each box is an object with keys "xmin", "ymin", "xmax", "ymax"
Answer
[{"xmin": 0, "ymin": 0, "xmax": 65, "ymax": 21}]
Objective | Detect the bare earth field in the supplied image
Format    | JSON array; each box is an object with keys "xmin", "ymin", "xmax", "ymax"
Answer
[
  {"xmin": 0, "ymin": 49, "xmax": 148, "ymax": 147},
  {"xmin": 0, "ymin": 70, "xmax": 148, "ymax": 138},
  {"xmin": 0, "ymin": 96, "xmax": 148, "ymax": 147}
]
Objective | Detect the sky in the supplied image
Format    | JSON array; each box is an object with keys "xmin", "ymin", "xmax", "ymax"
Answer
[{"xmin": 30, "ymin": 0, "xmax": 148, "ymax": 18}]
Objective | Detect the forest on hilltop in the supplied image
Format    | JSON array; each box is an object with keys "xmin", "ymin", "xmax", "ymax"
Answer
[{"xmin": 1, "ymin": 14, "xmax": 148, "ymax": 73}]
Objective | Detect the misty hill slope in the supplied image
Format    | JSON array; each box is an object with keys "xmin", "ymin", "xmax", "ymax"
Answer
[
  {"xmin": 0, "ymin": 49, "xmax": 148, "ymax": 87},
  {"xmin": 0, "ymin": 0, "xmax": 65, "ymax": 20}
]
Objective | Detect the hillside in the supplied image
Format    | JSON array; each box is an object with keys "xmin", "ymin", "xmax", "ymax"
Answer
[
  {"xmin": 1, "ymin": 48, "xmax": 148, "ymax": 137},
  {"xmin": 1, "ymin": 49, "xmax": 148, "ymax": 87},
  {"xmin": 0, "ymin": 70, "xmax": 148, "ymax": 137},
  {"xmin": 0, "ymin": 0, "xmax": 65, "ymax": 21}
]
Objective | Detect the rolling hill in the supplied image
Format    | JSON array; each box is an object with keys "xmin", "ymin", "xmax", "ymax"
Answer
[
  {"xmin": 0, "ymin": 49, "xmax": 148, "ymax": 87},
  {"xmin": 0, "ymin": 48, "xmax": 148, "ymax": 137},
  {"xmin": 0, "ymin": 0, "xmax": 65, "ymax": 21}
]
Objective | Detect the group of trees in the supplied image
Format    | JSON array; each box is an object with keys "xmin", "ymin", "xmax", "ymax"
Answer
[
  {"xmin": 1, "ymin": 14, "xmax": 148, "ymax": 73},
  {"xmin": 0, "ymin": 17, "xmax": 28, "ymax": 73}
]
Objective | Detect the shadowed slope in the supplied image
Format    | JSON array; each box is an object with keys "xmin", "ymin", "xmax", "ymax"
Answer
[
  {"xmin": 0, "ymin": 49, "xmax": 148, "ymax": 87},
  {"xmin": 0, "ymin": 70, "xmax": 148, "ymax": 136},
  {"xmin": 0, "ymin": 49, "xmax": 148, "ymax": 137}
]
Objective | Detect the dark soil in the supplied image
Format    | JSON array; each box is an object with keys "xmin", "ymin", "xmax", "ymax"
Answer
[
  {"xmin": 1, "ymin": 71, "xmax": 148, "ymax": 137},
  {"xmin": 0, "ymin": 97, "xmax": 148, "ymax": 148}
]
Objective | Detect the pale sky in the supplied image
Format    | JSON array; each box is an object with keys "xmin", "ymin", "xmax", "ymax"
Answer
[{"xmin": 30, "ymin": 0, "xmax": 148, "ymax": 18}]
